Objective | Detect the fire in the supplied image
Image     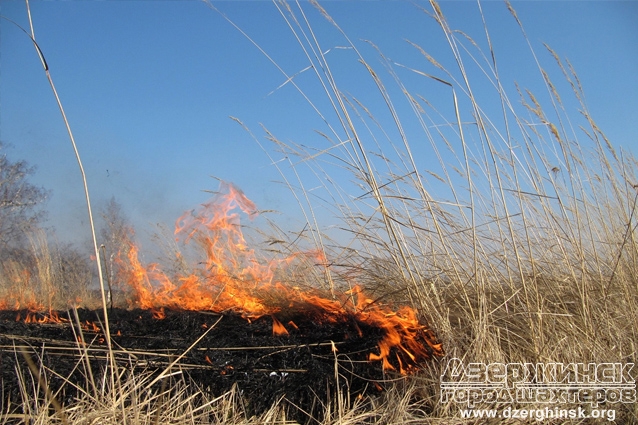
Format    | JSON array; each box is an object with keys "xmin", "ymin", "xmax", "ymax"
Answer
[
  {"xmin": 112, "ymin": 182, "xmax": 444, "ymax": 373},
  {"xmin": 20, "ymin": 309, "xmax": 67, "ymax": 324},
  {"xmin": 12, "ymin": 309, "xmax": 103, "ymax": 331},
  {"xmin": 0, "ymin": 267, "xmax": 43, "ymax": 312},
  {"xmin": 271, "ymin": 316, "xmax": 289, "ymax": 336},
  {"xmin": 82, "ymin": 320, "xmax": 101, "ymax": 332},
  {"xmin": 118, "ymin": 183, "xmax": 290, "ymax": 317}
]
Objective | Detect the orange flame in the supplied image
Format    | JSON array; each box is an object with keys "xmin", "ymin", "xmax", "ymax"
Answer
[
  {"xmin": 272, "ymin": 316, "xmax": 289, "ymax": 336},
  {"xmin": 113, "ymin": 182, "xmax": 443, "ymax": 372},
  {"xmin": 82, "ymin": 320, "xmax": 101, "ymax": 332},
  {"xmin": 0, "ymin": 268, "xmax": 44, "ymax": 312},
  {"xmin": 22, "ymin": 309, "xmax": 67, "ymax": 324},
  {"xmin": 118, "ymin": 183, "xmax": 283, "ymax": 316}
]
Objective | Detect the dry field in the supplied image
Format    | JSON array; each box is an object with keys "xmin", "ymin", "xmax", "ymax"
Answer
[{"xmin": 1, "ymin": 1, "xmax": 637, "ymax": 423}]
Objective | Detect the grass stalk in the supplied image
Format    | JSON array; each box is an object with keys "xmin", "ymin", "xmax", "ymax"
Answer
[{"xmin": 23, "ymin": 0, "xmax": 117, "ymax": 401}]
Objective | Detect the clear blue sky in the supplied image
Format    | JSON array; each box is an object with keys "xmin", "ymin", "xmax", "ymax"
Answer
[{"xmin": 1, "ymin": 0, "xmax": 636, "ymax": 249}]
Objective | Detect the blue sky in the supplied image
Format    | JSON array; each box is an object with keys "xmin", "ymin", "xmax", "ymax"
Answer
[{"xmin": 1, "ymin": 0, "xmax": 637, "ymax": 250}]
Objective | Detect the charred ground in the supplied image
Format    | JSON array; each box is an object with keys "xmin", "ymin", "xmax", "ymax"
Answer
[{"xmin": 0, "ymin": 307, "xmax": 442, "ymax": 421}]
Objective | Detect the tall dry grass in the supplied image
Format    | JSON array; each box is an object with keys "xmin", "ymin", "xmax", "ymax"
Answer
[
  {"xmin": 2, "ymin": 0, "xmax": 637, "ymax": 423},
  {"xmin": 223, "ymin": 0, "xmax": 638, "ymax": 421}
]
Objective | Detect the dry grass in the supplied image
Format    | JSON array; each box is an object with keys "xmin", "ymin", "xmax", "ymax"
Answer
[{"xmin": 2, "ymin": 0, "xmax": 637, "ymax": 423}]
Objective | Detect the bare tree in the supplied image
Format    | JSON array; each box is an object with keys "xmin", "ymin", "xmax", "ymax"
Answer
[
  {"xmin": 99, "ymin": 197, "xmax": 134, "ymax": 307},
  {"xmin": 54, "ymin": 242, "xmax": 93, "ymax": 307},
  {"xmin": 0, "ymin": 143, "xmax": 48, "ymax": 251}
]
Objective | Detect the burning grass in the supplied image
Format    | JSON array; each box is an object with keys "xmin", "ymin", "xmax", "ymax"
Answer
[
  {"xmin": 2, "ymin": 0, "xmax": 638, "ymax": 423},
  {"xmin": 1, "ymin": 185, "xmax": 444, "ymax": 423},
  {"xmin": 114, "ymin": 182, "xmax": 443, "ymax": 374}
]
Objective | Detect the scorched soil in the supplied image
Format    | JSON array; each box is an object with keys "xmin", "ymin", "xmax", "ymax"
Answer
[{"xmin": 0, "ymin": 308, "xmax": 441, "ymax": 422}]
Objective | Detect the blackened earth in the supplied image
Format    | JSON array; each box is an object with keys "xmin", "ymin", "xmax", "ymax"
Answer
[{"xmin": 0, "ymin": 308, "xmax": 439, "ymax": 422}]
